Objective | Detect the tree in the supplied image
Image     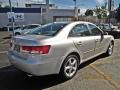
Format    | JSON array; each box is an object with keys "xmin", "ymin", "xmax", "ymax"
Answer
[
  {"xmin": 115, "ymin": 4, "xmax": 120, "ymax": 22},
  {"xmin": 94, "ymin": 5, "xmax": 107, "ymax": 22},
  {"xmin": 4, "ymin": 5, "xmax": 10, "ymax": 8},
  {"xmin": 85, "ymin": 9, "xmax": 93, "ymax": 16}
]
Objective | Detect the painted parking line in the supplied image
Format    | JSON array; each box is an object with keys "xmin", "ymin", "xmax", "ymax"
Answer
[
  {"xmin": 0, "ymin": 51, "xmax": 7, "ymax": 54},
  {"xmin": 92, "ymin": 60, "xmax": 120, "ymax": 65},
  {"xmin": 90, "ymin": 64, "xmax": 120, "ymax": 89},
  {"xmin": 0, "ymin": 65, "xmax": 10, "ymax": 69},
  {"xmin": 0, "ymin": 44, "xmax": 9, "ymax": 46},
  {"xmin": 0, "ymin": 39, "xmax": 9, "ymax": 44}
]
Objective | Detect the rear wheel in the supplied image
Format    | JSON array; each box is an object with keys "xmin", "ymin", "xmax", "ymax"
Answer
[
  {"xmin": 60, "ymin": 55, "xmax": 79, "ymax": 80},
  {"xmin": 105, "ymin": 42, "xmax": 114, "ymax": 56}
]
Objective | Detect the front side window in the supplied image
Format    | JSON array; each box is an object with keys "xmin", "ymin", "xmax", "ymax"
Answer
[
  {"xmin": 69, "ymin": 24, "xmax": 90, "ymax": 37},
  {"xmin": 88, "ymin": 24, "xmax": 102, "ymax": 36}
]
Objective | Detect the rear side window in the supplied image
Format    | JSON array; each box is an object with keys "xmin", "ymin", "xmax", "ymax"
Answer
[
  {"xmin": 88, "ymin": 24, "xmax": 102, "ymax": 36},
  {"xmin": 28, "ymin": 23, "xmax": 68, "ymax": 36},
  {"xmin": 69, "ymin": 24, "xmax": 90, "ymax": 37}
]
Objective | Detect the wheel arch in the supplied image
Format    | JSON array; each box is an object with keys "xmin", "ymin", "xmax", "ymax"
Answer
[
  {"xmin": 111, "ymin": 40, "xmax": 114, "ymax": 46},
  {"xmin": 58, "ymin": 51, "xmax": 81, "ymax": 74},
  {"xmin": 15, "ymin": 32, "xmax": 21, "ymax": 35}
]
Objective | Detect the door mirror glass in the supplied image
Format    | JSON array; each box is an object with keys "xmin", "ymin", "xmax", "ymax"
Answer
[{"xmin": 103, "ymin": 31, "xmax": 108, "ymax": 35}]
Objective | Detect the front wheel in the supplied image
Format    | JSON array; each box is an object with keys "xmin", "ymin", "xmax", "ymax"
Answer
[
  {"xmin": 15, "ymin": 32, "xmax": 21, "ymax": 36},
  {"xmin": 59, "ymin": 55, "xmax": 79, "ymax": 80},
  {"xmin": 105, "ymin": 42, "xmax": 114, "ymax": 56}
]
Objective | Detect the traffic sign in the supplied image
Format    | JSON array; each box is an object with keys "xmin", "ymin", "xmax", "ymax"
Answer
[
  {"xmin": 7, "ymin": 12, "xmax": 24, "ymax": 22},
  {"xmin": 14, "ymin": 13, "xmax": 24, "ymax": 22},
  {"xmin": 7, "ymin": 12, "xmax": 15, "ymax": 22}
]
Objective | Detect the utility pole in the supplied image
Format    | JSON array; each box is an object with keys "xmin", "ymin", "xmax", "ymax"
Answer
[
  {"xmin": 45, "ymin": 0, "xmax": 49, "ymax": 24},
  {"xmin": 9, "ymin": 0, "xmax": 12, "ymax": 12},
  {"xmin": 40, "ymin": 7, "xmax": 43, "ymax": 25},
  {"xmin": 17, "ymin": 1, "xmax": 19, "ymax": 8},
  {"xmin": 9, "ymin": 0, "xmax": 15, "ymax": 36},
  {"xmin": 73, "ymin": 0, "xmax": 78, "ymax": 21},
  {"xmin": 108, "ymin": 0, "xmax": 114, "ymax": 26}
]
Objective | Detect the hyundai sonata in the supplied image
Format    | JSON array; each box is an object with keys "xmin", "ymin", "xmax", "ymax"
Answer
[{"xmin": 8, "ymin": 22, "xmax": 114, "ymax": 79}]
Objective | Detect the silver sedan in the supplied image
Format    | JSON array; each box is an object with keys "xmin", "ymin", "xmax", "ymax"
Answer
[{"xmin": 8, "ymin": 22, "xmax": 114, "ymax": 80}]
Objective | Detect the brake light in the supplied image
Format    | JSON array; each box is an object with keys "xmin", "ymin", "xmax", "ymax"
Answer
[{"xmin": 21, "ymin": 45, "xmax": 51, "ymax": 54}]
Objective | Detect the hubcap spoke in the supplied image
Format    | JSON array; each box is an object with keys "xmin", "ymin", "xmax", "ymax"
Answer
[
  {"xmin": 68, "ymin": 68, "xmax": 73, "ymax": 75},
  {"xmin": 71, "ymin": 60, "xmax": 76, "ymax": 66},
  {"xmin": 65, "ymin": 66, "xmax": 71, "ymax": 71},
  {"xmin": 64, "ymin": 57, "xmax": 78, "ymax": 77},
  {"xmin": 72, "ymin": 66, "xmax": 77, "ymax": 71}
]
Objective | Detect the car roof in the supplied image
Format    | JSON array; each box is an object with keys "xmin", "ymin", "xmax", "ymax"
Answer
[
  {"xmin": 53, "ymin": 21, "xmax": 94, "ymax": 25},
  {"xmin": 26, "ymin": 24, "xmax": 41, "ymax": 26}
]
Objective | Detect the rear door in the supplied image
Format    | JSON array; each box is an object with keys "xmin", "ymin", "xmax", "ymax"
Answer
[{"xmin": 69, "ymin": 23, "xmax": 95, "ymax": 61}]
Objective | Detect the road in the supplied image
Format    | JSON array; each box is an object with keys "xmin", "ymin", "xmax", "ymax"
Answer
[{"xmin": 0, "ymin": 32, "xmax": 120, "ymax": 90}]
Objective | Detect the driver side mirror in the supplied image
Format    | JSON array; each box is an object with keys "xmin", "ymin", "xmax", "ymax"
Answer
[
  {"xmin": 103, "ymin": 31, "xmax": 108, "ymax": 35},
  {"xmin": 111, "ymin": 28, "xmax": 115, "ymax": 30},
  {"xmin": 100, "ymin": 31, "xmax": 105, "ymax": 41}
]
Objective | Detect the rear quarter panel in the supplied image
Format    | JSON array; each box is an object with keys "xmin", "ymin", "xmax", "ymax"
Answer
[{"xmin": 40, "ymin": 37, "xmax": 80, "ymax": 73}]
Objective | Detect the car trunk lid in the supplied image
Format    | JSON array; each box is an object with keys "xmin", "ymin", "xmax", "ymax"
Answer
[{"xmin": 12, "ymin": 35, "xmax": 51, "ymax": 46}]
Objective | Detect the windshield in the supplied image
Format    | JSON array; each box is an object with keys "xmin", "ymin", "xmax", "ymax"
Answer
[{"xmin": 28, "ymin": 23, "xmax": 68, "ymax": 36}]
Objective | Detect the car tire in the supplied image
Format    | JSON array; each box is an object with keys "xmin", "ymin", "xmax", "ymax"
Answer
[
  {"xmin": 59, "ymin": 54, "xmax": 79, "ymax": 80},
  {"xmin": 105, "ymin": 42, "xmax": 114, "ymax": 56},
  {"xmin": 15, "ymin": 33, "xmax": 21, "ymax": 36}
]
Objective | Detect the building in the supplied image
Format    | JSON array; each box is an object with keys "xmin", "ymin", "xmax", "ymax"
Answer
[
  {"xmin": 0, "ymin": 0, "xmax": 75, "ymax": 28},
  {"xmin": 0, "ymin": 7, "xmax": 74, "ymax": 28},
  {"xmin": 25, "ymin": 3, "xmax": 58, "ymax": 9}
]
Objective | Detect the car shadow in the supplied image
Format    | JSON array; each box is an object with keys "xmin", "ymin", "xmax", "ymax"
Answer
[
  {"xmin": 2, "ymin": 36, "xmax": 11, "ymax": 39},
  {"xmin": 78, "ymin": 54, "xmax": 107, "ymax": 69},
  {"xmin": 0, "ymin": 54, "xmax": 107, "ymax": 90},
  {"xmin": 0, "ymin": 65, "xmax": 66, "ymax": 90}
]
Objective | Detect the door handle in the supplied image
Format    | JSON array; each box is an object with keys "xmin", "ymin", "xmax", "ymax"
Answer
[
  {"xmin": 77, "ymin": 42, "xmax": 82, "ymax": 45},
  {"xmin": 95, "ymin": 39, "xmax": 99, "ymax": 42}
]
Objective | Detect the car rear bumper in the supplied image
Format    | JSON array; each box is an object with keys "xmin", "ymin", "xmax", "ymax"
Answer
[{"xmin": 8, "ymin": 51, "xmax": 60, "ymax": 76}]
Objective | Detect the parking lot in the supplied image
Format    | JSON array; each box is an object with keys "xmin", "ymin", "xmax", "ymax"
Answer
[{"xmin": 0, "ymin": 32, "xmax": 120, "ymax": 90}]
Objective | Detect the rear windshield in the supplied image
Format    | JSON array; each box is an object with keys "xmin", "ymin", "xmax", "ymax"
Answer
[{"xmin": 28, "ymin": 23, "xmax": 68, "ymax": 36}]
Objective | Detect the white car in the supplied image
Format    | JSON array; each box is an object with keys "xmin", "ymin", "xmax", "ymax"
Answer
[
  {"xmin": 13, "ymin": 24, "xmax": 41, "ymax": 35},
  {"xmin": 8, "ymin": 22, "xmax": 114, "ymax": 80}
]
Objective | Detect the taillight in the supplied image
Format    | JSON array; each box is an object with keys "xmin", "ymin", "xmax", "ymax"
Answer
[{"xmin": 21, "ymin": 45, "xmax": 51, "ymax": 54}]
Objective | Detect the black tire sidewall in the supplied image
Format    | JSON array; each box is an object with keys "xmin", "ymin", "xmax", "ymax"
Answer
[
  {"xmin": 107, "ymin": 42, "xmax": 114, "ymax": 56},
  {"xmin": 60, "ymin": 55, "xmax": 79, "ymax": 80}
]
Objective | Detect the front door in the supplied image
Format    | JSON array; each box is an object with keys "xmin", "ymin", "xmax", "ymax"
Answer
[{"xmin": 69, "ymin": 24, "xmax": 95, "ymax": 61}]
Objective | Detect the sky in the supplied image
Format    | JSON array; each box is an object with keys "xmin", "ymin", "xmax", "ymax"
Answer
[
  {"xmin": 0, "ymin": 0, "xmax": 120, "ymax": 10},
  {"xmin": 50, "ymin": 0, "xmax": 120, "ymax": 9}
]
